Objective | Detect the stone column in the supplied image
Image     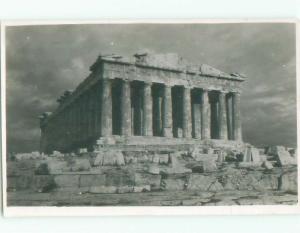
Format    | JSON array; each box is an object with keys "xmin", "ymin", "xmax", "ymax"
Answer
[
  {"xmin": 201, "ymin": 89, "xmax": 211, "ymax": 139},
  {"xmin": 162, "ymin": 85, "xmax": 173, "ymax": 137},
  {"xmin": 218, "ymin": 91, "xmax": 228, "ymax": 140},
  {"xmin": 182, "ymin": 86, "xmax": 192, "ymax": 138},
  {"xmin": 121, "ymin": 80, "xmax": 131, "ymax": 136},
  {"xmin": 100, "ymin": 79, "xmax": 112, "ymax": 137},
  {"xmin": 143, "ymin": 82, "xmax": 153, "ymax": 136},
  {"xmin": 232, "ymin": 92, "xmax": 242, "ymax": 141}
]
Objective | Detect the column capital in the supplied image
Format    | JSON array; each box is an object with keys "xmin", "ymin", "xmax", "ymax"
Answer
[
  {"xmin": 219, "ymin": 90, "xmax": 228, "ymax": 94},
  {"xmin": 144, "ymin": 81, "xmax": 152, "ymax": 87},
  {"xmin": 231, "ymin": 90, "xmax": 242, "ymax": 95}
]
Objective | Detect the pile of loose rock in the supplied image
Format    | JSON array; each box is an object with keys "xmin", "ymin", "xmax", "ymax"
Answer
[{"xmin": 7, "ymin": 144, "xmax": 297, "ymax": 196}]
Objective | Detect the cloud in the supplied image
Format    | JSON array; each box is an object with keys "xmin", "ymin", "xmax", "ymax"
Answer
[{"xmin": 5, "ymin": 23, "xmax": 297, "ymax": 152}]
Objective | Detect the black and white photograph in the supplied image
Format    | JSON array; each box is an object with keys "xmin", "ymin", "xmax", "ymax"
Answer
[{"xmin": 1, "ymin": 21, "xmax": 298, "ymax": 214}]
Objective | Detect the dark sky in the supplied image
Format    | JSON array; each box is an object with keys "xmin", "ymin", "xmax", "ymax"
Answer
[{"xmin": 5, "ymin": 23, "xmax": 297, "ymax": 152}]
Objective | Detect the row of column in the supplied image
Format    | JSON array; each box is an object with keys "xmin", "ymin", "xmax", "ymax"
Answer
[
  {"xmin": 100, "ymin": 79, "xmax": 242, "ymax": 141},
  {"xmin": 41, "ymin": 78, "xmax": 242, "ymax": 152}
]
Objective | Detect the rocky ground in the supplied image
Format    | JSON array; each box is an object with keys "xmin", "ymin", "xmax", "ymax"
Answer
[
  {"xmin": 7, "ymin": 189, "xmax": 297, "ymax": 206},
  {"xmin": 6, "ymin": 145, "xmax": 298, "ymax": 206}
]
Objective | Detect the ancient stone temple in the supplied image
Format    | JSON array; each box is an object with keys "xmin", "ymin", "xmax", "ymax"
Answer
[{"xmin": 39, "ymin": 53, "xmax": 245, "ymax": 153}]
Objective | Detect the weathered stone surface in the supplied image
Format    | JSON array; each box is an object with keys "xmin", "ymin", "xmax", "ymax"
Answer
[
  {"xmin": 115, "ymin": 152, "xmax": 125, "ymax": 166},
  {"xmin": 192, "ymin": 161, "xmax": 217, "ymax": 173},
  {"xmin": 187, "ymin": 174, "xmax": 216, "ymax": 191},
  {"xmin": 161, "ymin": 178, "xmax": 186, "ymax": 190},
  {"xmin": 152, "ymin": 154, "xmax": 160, "ymax": 163},
  {"xmin": 254, "ymin": 174, "xmax": 278, "ymax": 191},
  {"xmin": 71, "ymin": 159, "xmax": 91, "ymax": 171},
  {"xmin": 276, "ymin": 150, "xmax": 296, "ymax": 166},
  {"xmin": 117, "ymin": 186, "xmax": 134, "ymax": 194},
  {"xmin": 243, "ymin": 146, "xmax": 261, "ymax": 163},
  {"xmin": 93, "ymin": 153, "xmax": 104, "ymax": 166},
  {"xmin": 79, "ymin": 174, "xmax": 106, "ymax": 187},
  {"xmin": 133, "ymin": 185, "xmax": 151, "ymax": 193},
  {"xmin": 32, "ymin": 175, "xmax": 56, "ymax": 192},
  {"xmin": 148, "ymin": 165, "xmax": 160, "ymax": 174},
  {"xmin": 279, "ymin": 170, "xmax": 297, "ymax": 193},
  {"xmin": 89, "ymin": 186, "xmax": 117, "ymax": 194},
  {"xmin": 159, "ymin": 154, "xmax": 169, "ymax": 164},
  {"xmin": 160, "ymin": 166, "xmax": 192, "ymax": 175},
  {"xmin": 102, "ymin": 152, "xmax": 117, "ymax": 165},
  {"xmin": 208, "ymin": 181, "xmax": 224, "ymax": 192},
  {"xmin": 54, "ymin": 175, "xmax": 80, "ymax": 188},
  {"xmin": 262, "ymin": 160, "xmax": 273, "ymax": 170},
  {"xmin": 134, "ymin": 173, "xmax": 161, "ymax": 190},
  {"xmin": 45, "ymin": 160, "xmax": 68, "ymax": 174},
  {"xmin": 105, "ymin": 171, "xmax": 135, "ymax": 187},
  {"xmin": 35, "ymin": 163, "xmax": 49, "ymax": 175}
]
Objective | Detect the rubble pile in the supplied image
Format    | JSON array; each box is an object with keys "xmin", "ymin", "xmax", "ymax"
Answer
[{"xmin": 6, "ymin": 144, "xmax": 298, "ymax": 205}]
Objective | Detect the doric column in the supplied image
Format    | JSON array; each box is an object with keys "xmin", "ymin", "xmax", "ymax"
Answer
[
  {"xmin": 182, "ymin": 86, "xmax": 192, "ymax": 138},
  {"xmin": 201, "ymin": 89, "xmax": 211, "ymax": 139},
  {"xmin": 162, "ymin": 85, "xmax": 173, "ymax": 137},
  {"xmin": 218, "ymin": 91, "xmax": 228, "ymax": 140},
  {"xmin": 232, "ymin": 92, "xmax": 242, "ymax": 141},
  {"xmin": 100, "ymin": 79, "xmax": 112, "ymax": 137},
  {"xmin": 121, "ymin": 80, "xmax": 131, "ymax": 136},
  {"xmin": 143, "ymin": 82, "xmax": 153, "ymax": 136}
]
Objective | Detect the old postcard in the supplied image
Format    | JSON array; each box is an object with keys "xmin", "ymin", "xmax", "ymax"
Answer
[{"xmin": 1, "ymin": 20, "xmax": 299, "ymax": 216}]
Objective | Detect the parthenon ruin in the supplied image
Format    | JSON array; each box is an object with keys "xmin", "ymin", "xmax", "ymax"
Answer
[{"xmin": 39, "ymin": 53, "xmax": 245, "ymax": 153}]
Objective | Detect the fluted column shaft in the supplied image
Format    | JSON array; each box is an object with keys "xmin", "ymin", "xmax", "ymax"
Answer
[
  {"xmin": 182, "ymin": 87, "xmax": 192, "ymax": 138},
  {"xmin": 201, "ymin": 89, "xmax": 210, "ymax": 139},
  {"xmin": 232, "ymin": 92, "xmax": 242, "ymax": 141},
  {"xmin": 121, "ymin": 80, "xmax": 132, "ymax": 136},
  {"xmin": 143, "ymin": 82, "xmax": 153, "ymax": 136},
  {"xmin": 218, "ymin": 91, "xmax": 228, "ymax": 140},
  {"xmin": 100, "ymin": 79, "xmax": 112, "ymax": 137},
  {"xmin": 162, "ymin": 85, "xmax": 173, "ymax": 137}
]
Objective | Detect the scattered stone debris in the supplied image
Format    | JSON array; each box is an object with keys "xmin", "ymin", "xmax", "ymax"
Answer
[{"xmin": 7, "ymin": 144, "xmax": 298, "ymax": 206}]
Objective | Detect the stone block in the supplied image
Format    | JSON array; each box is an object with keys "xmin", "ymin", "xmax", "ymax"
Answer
[
  {"xmin": 161, "ymin": 178, "xmax": 185, "ymax": 190},
  {"xmin": 79, "ymin": 174, "xmax": 106, "ymax": 187},
  {"xmin": 93, "ymin": 153, "xmax": 104, "ymax": 166},
  {"xmin": 133, "ymin": 185, "xmax": 151, "ymax": 193},
  {"xmin": 137, "ymin": 154, "xmax": 149, "ymax": 163},
  {"xmin": 46, "ymin": 160, "xmax": 68, "ymax": 174},
  {"xmin": 71, "ymin": 158, "xmax": 91, "ymax": 171},
  {"xmin": 238, "ymin": 162, "xmax": 260, "ymax": 168},
  {"xmin": 254, "ymin": 174, "xmax": 278, "ymax": 191},
  {"xmin": 124, "ymin": 155, "xmax": 133, "ymax": 164},
  {"xmin": 32, "ymin": 175, "xmax": 56, "ymax": 192},
  {"xmin": 89, "ymin": 186, "xmax": 117, "ymax": 194},
  {"xmin": 187, "ymin": 174, "xmax": 216, "ymax": 191},
  {"xmin": 103, "ymin": 152, "xmax": 117, "ymax": 165},
  {"xmin": 169, "ymin": 153, "xmax": 180, "ymax": 167},
  {"xmin": 279, "ymin": 171, "xmax": 297, "ymax": 193},
  {"xmin": 243, "ymin": 146, "xmax": 261, "ymax": 163},
  {"xmin": 159, "ymin": 154, "xmax": 169, "ymax": 164},
  {"xmin": 117, "ymin": 186, "xmax": 134, "ymax": 194},
  {"xmin": 208, "ymin": 181, "xmax": 224, "ymax": 192},
  {"xmin": 276, "ymin": 150, "xmax": 296, "ymax": 166},
  {"xmin": 160, "ymin": 166, "xmax": 192, "ymax": 175},
  {"xmin": 134, "ymin": 173, "xmax": 161, "ymax": 190},
  {"xmin": 152, "ymin": 154, "xmax": 160, "ymax": 163},
  {"xmin": 16, "ymin": 175, "xmax": 34, "ymax": 190},
  {"xmin": 105, "ymin": 171, "xmax": 135, "ymax": 187},
  {"xmin": 35, "ymin": 163, "xmax": 49, "ymax": 175},
  {"xmin": 148, "ymin": 165, "xmax": 160, "ymax": 174},
  {"xmin": 262, "ymin": 160, "xmax": 273, "ymax": 170},
  {"xmin": 54, "ymin": 175, "xmax": 80, "ymax": 188},
  {"xmin": 115, "ymin": 152, "xmax": 125, "ymax": 166}
]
